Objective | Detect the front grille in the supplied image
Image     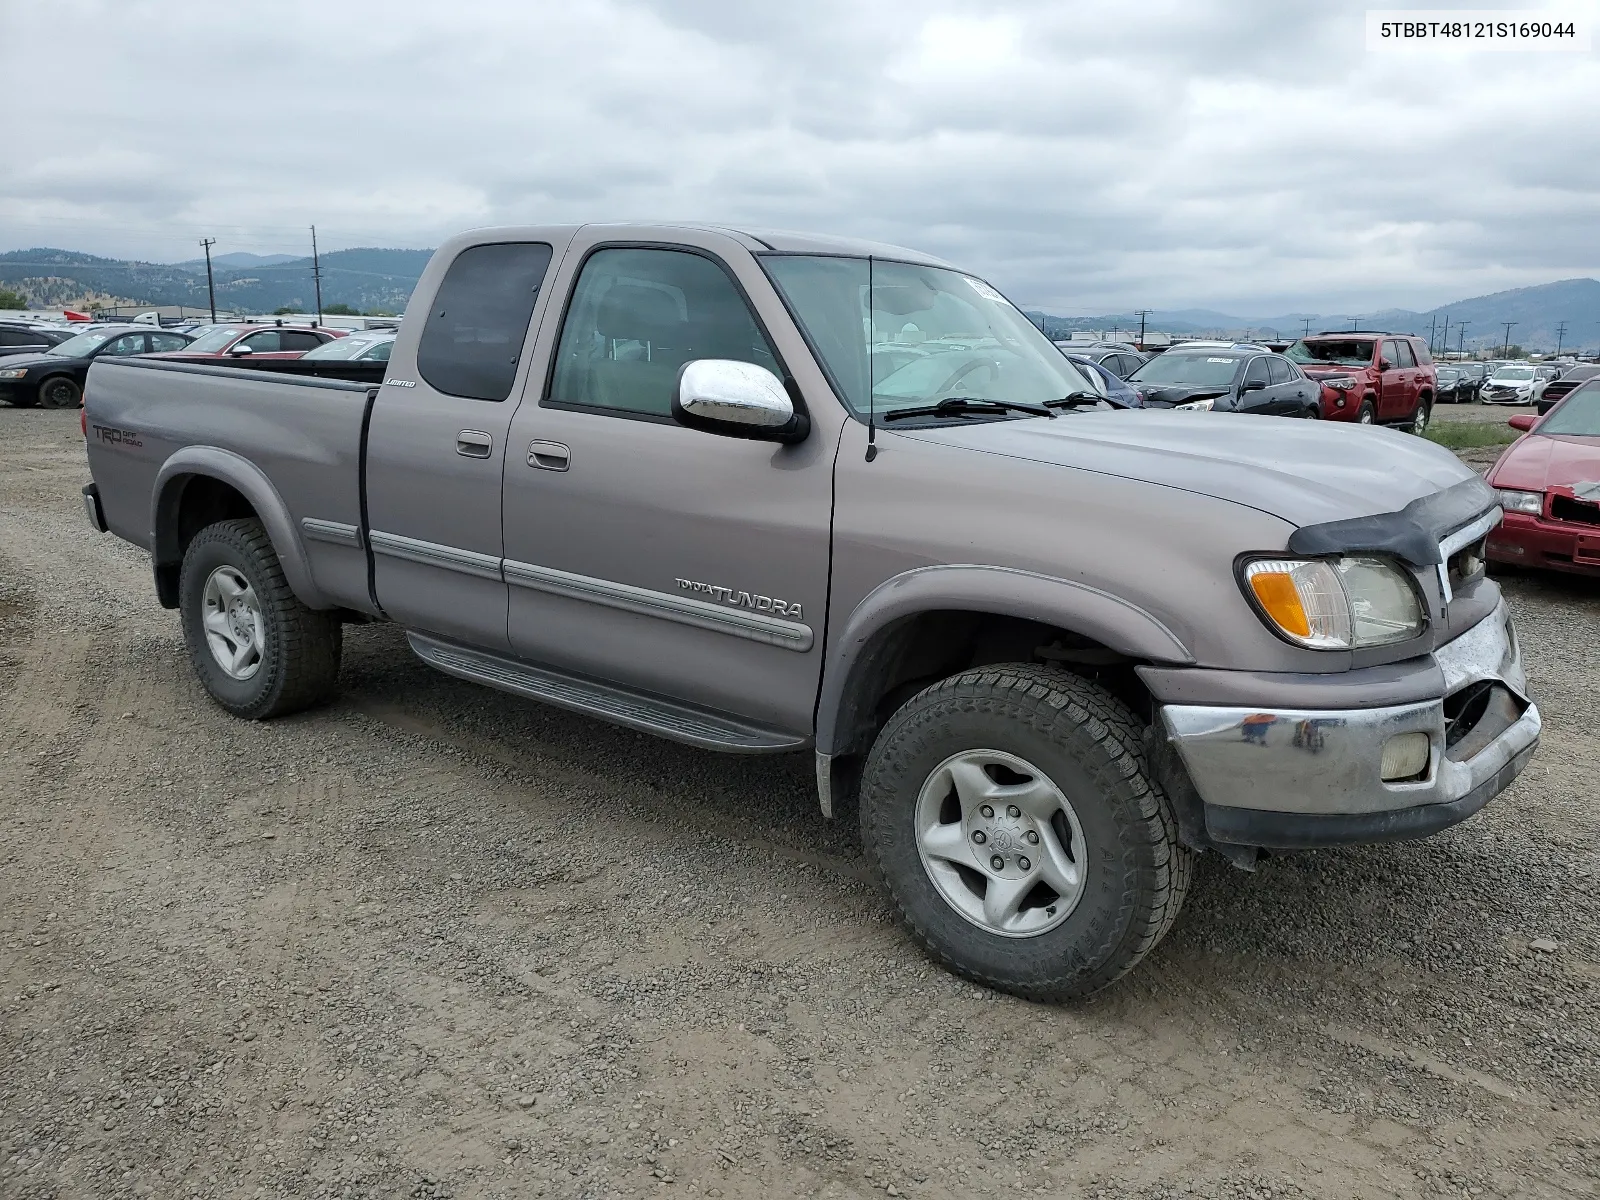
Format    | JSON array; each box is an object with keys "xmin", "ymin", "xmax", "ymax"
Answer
[
  {"xmin": 1551, "ymin": 495, "xmax": 1600, "ymax": 526},
  {"xmin": 1446, "ymin": 537, "xmax": 1487, "ymax": 592}
]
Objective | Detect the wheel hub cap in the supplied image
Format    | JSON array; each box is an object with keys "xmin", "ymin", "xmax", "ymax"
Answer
[
  {"xmin": 913, "ymin": 749, "xmax": 1087, "ymax": 939},
  {"xmin": 201, "ymin": 566, "xmax": 264, "ymax": 680}
]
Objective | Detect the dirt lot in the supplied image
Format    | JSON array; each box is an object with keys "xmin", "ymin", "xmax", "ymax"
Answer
[{"xmin": 2, "ymin": 406, "xmax": 1596, "ymax": 1200}]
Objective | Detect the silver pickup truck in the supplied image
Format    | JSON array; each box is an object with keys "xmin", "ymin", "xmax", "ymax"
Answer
[{"xmin": 82, "ymin": 223, "xmax": 1539, "ymax": 999}]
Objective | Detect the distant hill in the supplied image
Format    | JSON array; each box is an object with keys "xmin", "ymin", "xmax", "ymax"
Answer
[
  {"xmin": 0, "ymin": 246, "xmax": 434, "ymax": 315},
  {"xmin": 1031, "ymin": 277, "xmax": 1600, "ymax": 352}
]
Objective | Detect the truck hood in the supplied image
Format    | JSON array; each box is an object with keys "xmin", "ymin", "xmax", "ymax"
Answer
[{"xmin": 899, "ymin": 410, "xmax": 1477, "ymax": 529}]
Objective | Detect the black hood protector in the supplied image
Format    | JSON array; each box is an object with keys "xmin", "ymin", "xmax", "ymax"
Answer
[{"xmin": 1286, "ymin": 475, "xmax": 1496, "ymax": 566}]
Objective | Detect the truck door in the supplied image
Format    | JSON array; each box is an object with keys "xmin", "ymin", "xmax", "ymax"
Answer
[
  {"xmin": 364, "ymin": 240, "xmax": 555, "ymax": 651},
  {"xmin": 499, "ymin": 234, "xmax": 835, "ymax": 738}
]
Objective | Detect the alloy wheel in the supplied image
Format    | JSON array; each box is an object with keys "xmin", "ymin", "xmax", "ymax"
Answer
[
  {"xmin": 913, "ymin": 748, "xmax": 1087, "ymax": 938},
  {"xmin": 201, "ymin": 566, "xmax": 264, "ymax": 680}
]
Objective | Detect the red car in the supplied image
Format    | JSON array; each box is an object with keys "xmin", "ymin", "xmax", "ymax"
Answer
[
  {"xmin": 1486, "ymin": 379, "xmax": 1600, "ymax": 576},
  {"xmin": 1283, "ymin": 331, "xmax": 1437, "ymax": 429},
  {"xmin": 146, "ymin": 323, "xmax": 343, "ymax": 361}
]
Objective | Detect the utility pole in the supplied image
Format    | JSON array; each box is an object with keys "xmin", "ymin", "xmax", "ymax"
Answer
[
  {"xmin": 1301, "ymin": 317, "xmax": 1312, "ymax": 337},
  {"xmin": 199, "ymin": 237, "xmax": 217, "ymax": 323},
  {"xmin": 1429, "ymin": 313, "xmax": 1437, "ymax": 354},
  {"xmin": 1349, "ymin": 316, "xmax": 1361, "ymax": 331},
  {"xmin": 1501, "ymin": 321, "xmax": 1518, "ymax": 358},
  {"xmin": 1135, "ymin": 309, "xmax": 1151, "ymax": 347},
  {"xmin": 1457, "ymin": 322, "xmax": 1469, "ymax": 356},
  {"xmin": 1555, "ymin": 320, "xmax": 1568, "ymax": 357},
  {"xmin": 1440, "ymin": 314, "xmax": 1449, "ymax": 356},
  {"xmin": 310, "ymin": 225, "xmax": 324, "ymax": 325}
]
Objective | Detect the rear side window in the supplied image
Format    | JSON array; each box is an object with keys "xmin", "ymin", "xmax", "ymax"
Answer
[
  {"xmin": 1410, "ymin": 339, "xmax": 1432, "ymax": 364},
  {"xmin": 279, "ymin": 330, "xmax": 323, "ymax": 352},
  {"xmin": 1267, "ymin": 357, "xmax": 1292, "ymax": 384},
  {"xmin": 1394, "ymin": 341, "xmax": 1417, "ymax": 368},
  {"xmin": 417, "ymin": 242, "xmax": 553, "ymax": 401},
  {"xmin": 149, "ymin": 332, "xmax": 189, "ymax": 351}
]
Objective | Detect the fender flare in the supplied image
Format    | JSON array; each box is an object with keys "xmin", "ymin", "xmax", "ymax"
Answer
[
  {"xmin": 151, "ymin": 445, "xmax": 329, "ymax": 610},
  {"xmin": 814, "ymin": 564, "xmax": 1194, "ymax": 757}
]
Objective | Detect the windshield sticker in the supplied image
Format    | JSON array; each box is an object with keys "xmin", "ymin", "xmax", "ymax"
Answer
[
  {"xmin": 1207, "ymin": 357, "xmax": 1234, "ymax": 363},
  {"xmin": 967, "ymin": 279, "xmax": 1007, "ymax": 304}
]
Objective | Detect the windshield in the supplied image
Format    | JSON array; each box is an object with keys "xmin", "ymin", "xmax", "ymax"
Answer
[
  {"xmin": 761, "ymin": 255, "xmax": 1094, "ymax": 420},
  {"xmin": 1539, "ymin": 384, "xmax": 1600, "ymax": 436},
  {"xmin": 48, "ymin": 331, "xmax": 117, "ymax": 357},
  {"xmin": 180, "ymin": 327, "xmax": 246, "ymax": 354},
  {"xmin": 1493, "ymin": 367, "xmax": 1534, "ymax": 381},
  {"xmin": 303, "ymin": 335, "xmax": 387, "ymax": 361},
  {"xmin": 1128, "ymin": 353, "xmax": 1241, "ymax": 387},
  {"xmin": 1285, "ymin": 339, "xmax": 1374, "ymax": 367}
]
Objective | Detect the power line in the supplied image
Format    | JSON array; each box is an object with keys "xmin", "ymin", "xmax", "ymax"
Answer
[{"xmin": 199, "ymin": 237, "xmax": 217, "ymax": 323}]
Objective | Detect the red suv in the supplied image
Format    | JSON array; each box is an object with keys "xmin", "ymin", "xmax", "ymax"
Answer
[
  {"xmin": 1284, "ymin": 332, "xmax": 1437, "ymax": 431},
  {"xmin": 145, "ymin": 323, "xmax": 344, "ymax": 362}
]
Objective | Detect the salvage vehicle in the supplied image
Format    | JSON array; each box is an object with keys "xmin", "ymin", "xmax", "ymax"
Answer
[
  {"xmin": 1533, "ymin": 364, "xmax": 1600, "ymax": 415},
  {"xmin": 1487, "ymin": 381, "xmax": 1600, "ymax": 575},
  {"xmin": 1126, "ymin": 346, "xmax": 1322, "ymax": 417},
  {"xmin": 1285, "ymin": 332, "xmax": 1436, "ymax": 429},
  {"xmin": 0, "ymin": 324, "xmax": 191, "ymax": 407},
  {"xmin": 1060, "ymin": 351, "xmax": 1143, "ymax": 407},
  {"xmin": 82, "ymin": 223, "xmax": 1539, "ymax": 1000},
  {"xmin": 145, "ymin": 322, "xmax": 342, "ymax": 362}
]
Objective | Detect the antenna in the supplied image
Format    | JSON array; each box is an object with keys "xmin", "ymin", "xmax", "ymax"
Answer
[{"xmin": 866, "ymin": 255, "xmax": 878, "ymax": 462}]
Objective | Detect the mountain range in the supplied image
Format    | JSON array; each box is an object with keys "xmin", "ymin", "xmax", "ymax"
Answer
[
  {"xmin": 0, "ymin": 247, "xmax": 433, "ymax": 315},
  {"xmin": 1029, "ymin": 277, "xmax": 1600, "ymax": 354},
  {"xmin": 2, "ymin": 245, "xmax": 1597, "ymax": 349}
]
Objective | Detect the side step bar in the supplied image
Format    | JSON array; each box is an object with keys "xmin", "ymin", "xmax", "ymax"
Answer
[{"xmin": 406, "ymin": 632, "xmax": 809, "ymax": 755}]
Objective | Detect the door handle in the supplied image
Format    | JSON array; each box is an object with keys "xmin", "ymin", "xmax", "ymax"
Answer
[
  {"xmin": 527, "ymin": 440, "xmax": 570, "ymax": 472},
  {"xmin": 456, "ymin": 430, "xmax": 493, "ymax": 459}
]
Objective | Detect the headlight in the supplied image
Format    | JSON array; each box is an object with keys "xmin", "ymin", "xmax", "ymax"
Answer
[
  {"xmin": 1496, "ymin": 489, "xmax": 1542, "ymax": 515},
  {"xmin": 1322, "ymin": 377, "xmax": 1357, "ymax": 391},
  {"xmin": 1174, "ymin": 397, "xmax": 1215, "ymax": 411},
  {"xmin": 0, "ymin": 368, "xmax": 28, "ymax": 379},
  {"xmin": 1242, "ymin": 556, "xmax": 1425, "ymax": 649}
]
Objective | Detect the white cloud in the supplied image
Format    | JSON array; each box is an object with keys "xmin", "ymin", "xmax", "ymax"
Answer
[{"xmin": 1, "ymin": 0, "xmax": 1595, "ymax": 312}]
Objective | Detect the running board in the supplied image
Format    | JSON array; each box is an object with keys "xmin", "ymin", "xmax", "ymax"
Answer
[{"xmin": 406, "ymin": 632, "xmax": 809, "ymax": 754}]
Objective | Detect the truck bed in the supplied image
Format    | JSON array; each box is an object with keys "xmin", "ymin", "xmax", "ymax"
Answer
[{"xmin": 85, "ymin": 356, "xmax": 379, "ymax": 616}]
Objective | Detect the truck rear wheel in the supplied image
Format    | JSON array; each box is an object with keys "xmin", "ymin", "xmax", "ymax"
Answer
[
  {"xmin": 178, "ymin": 518, "xmax": 341, "ymax": 719},
  {"xmin": 859, "ymin": 664, "xmax": 1190, "ymax": 1001}
]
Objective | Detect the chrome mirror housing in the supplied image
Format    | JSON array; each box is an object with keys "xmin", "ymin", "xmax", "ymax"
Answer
[{"xmin": 672, "ymin": 359, "xmax": 808, "ymax": 444}]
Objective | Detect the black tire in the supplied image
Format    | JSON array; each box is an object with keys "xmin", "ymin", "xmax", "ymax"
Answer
[
  {"xmin": 858, "ymin": 664, "xmax": 1191, "ymax": 1001},
  {"xmin": 1410, "ymin": 396, "xmax": 1433, "ymax": 435},
  {"xmin": 1357, "ymin": 399, "xmax": 1377, "ymax": 425},
  {"xmin": 38, "ymin": 376, "xmax": 81, "ymax": 409},
  {"xmin": 1303, "ymin": 406, "xmax": 1322, "ymax": 419},
  {"xmin": 178, "ymin": 518, "xmax": 341, "ymax": 719}
]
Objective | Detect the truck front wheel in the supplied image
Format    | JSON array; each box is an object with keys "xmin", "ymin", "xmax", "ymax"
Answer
[
  {"xmin": 178, "ymin": 518, "xmax": 342, "ymax": 719},
  {"xmin": 859, "ymin": 665, "xmax": 1190, "ymax": 1001}
]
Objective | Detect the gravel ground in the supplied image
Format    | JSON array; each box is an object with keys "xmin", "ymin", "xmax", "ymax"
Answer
[{"xmin": 1, "ymin": 406, "xmax": 1595, "ymax": 1200}]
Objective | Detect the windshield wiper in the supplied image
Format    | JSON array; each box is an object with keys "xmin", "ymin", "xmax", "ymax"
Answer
[
  {"xmin": 881, "ymin": 396, "xmax": 1055, "ymax": 422},
  {"xmin": 1044, "ymin": 391, "xmax": 1110, "ymax": 410}
]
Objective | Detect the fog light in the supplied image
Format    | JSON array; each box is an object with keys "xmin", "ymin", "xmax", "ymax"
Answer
[
  {"xmin": 1380, "ymin": 732, "xmax": 1431, "ymax": 781},
  {"xmin": 1335, "ymin": 397, "xmax": 1346, "ymax": 408}
]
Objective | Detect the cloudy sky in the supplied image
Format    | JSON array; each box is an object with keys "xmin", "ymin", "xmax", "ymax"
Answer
[{"xmin": 3, "ymin": 0, "xmax": 1598, "ymax": 314}]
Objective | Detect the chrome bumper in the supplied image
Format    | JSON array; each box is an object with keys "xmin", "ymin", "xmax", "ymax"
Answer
[{"xmin": 1161, "ymin": 604, "xmax": 1538, "ymax": 841}]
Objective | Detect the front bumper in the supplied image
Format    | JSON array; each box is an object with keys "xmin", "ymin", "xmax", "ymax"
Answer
[
  {"xmin": 1489, "ymin": 510, "xmax": 1600, "ymax": 575},
  {"xmin": 1480, "ymin": 391, "xmax": 1531, "ymax": 405},
  {"xmin": 1161, "ymin": 603, "xmax": 1538, "ymax": 848}
]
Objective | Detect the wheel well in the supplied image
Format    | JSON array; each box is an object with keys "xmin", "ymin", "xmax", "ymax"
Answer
[
  {"xmin": 828, "ymin": 610, "xmax": 1155, "ymax": 763},
  {"xmin": 152, "ymin": 475, "xmax": 258, "ymax": 607}
]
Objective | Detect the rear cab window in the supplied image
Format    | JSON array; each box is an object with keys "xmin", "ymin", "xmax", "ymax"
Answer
[{"xmin": 417, "ymin": 242, "xmax": 554, "ymax": 401}]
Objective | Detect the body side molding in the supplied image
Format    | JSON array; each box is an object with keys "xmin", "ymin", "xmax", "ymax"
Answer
[{"xmin": 503, "ymin": 558, "xmax": 814, "ymax": 651}]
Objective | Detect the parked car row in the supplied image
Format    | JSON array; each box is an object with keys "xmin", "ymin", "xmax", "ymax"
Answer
[{"xmin": 0, "ymin": 314, "xmax": 401, "ymax": 407}]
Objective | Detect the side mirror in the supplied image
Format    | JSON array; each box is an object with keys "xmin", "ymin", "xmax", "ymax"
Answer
[
  {"xmin": 672, "ymin": 360, "xmax": 808, "ymax": 444},
  {"xmin": 1508, "ymin": 414, "xmax": 1537, "ymax": 432},
  {"xmin": 1379, "ymin": 359, "xmax": 1394, "ymax": 371},
  {"xmin": 230, "ymin": 345, "xmax": 254, "ymax": 356},
  {"xmin": 1241, "ymin": 379, "xmax": 1267, "ymax": 392}
]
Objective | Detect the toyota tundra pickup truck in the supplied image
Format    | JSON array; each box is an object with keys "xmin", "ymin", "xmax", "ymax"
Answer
[{"xmin": 81, "ymin": 223, "xmax": 1539, "ymax": 1000}]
